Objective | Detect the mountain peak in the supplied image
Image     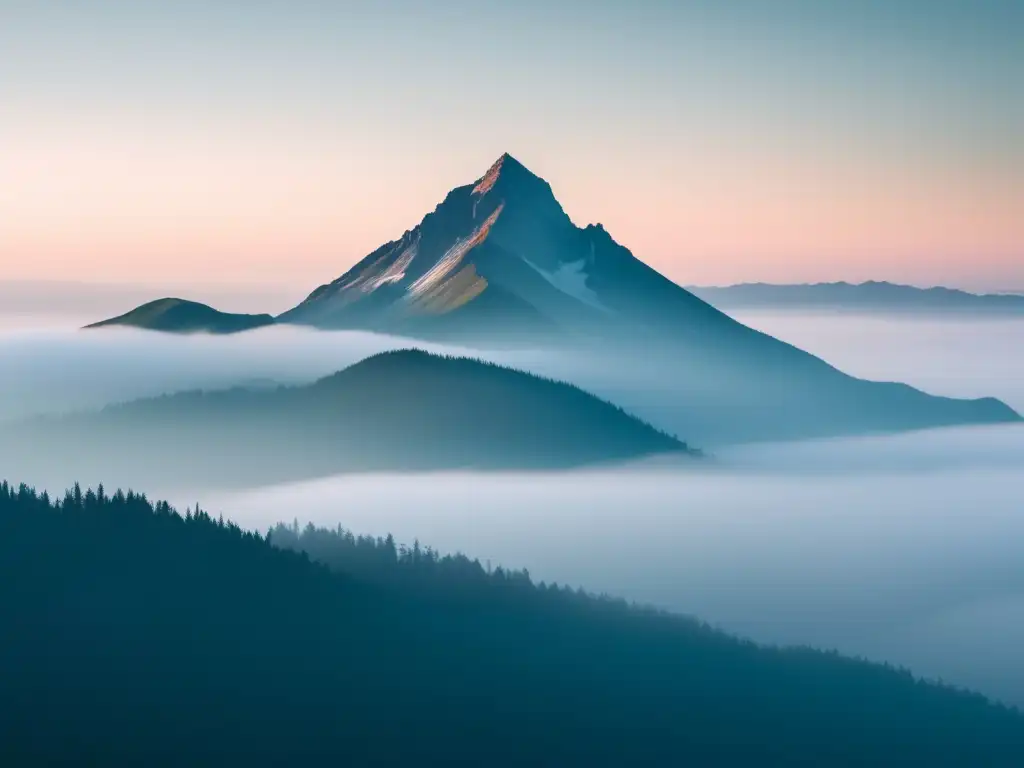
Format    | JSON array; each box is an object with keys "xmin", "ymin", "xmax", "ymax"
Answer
[
  {"xmin": 473, "ymin": 152, "xmax": 537, "ymax": 196},
  {"xmin": 497, "ymin": 151, "xmax": 528, "ymax": 170}
]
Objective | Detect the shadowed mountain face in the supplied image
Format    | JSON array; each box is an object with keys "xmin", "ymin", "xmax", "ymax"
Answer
[
  {"xmin": 0, "ymin": 349, "xmax": 690, "ymax": 489},
  {"xmin": 689, "ymin": 282, "xmax": 1024, "ymax": 315},
  {"xmin": 86, "ymin": 298, "xmax": 275, "ymax": 334},
  {"xmin": 279, "ymin": 153, "xmax": 1020, "ymax": 442}
]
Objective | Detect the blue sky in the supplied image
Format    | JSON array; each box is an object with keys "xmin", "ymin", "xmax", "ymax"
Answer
[{"xmin": 2, "ymin": 0, "xmax": 1021, "ymax": 289}]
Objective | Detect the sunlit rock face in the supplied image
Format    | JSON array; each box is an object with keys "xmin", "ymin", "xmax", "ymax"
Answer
[{"xmin": 278, "ymin": 152, "xmax": 643, "ymax": 340}]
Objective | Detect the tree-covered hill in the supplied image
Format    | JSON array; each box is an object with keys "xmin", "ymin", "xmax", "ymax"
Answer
[
  {"xmin": 0, "ymin": 350, "xmax": 692, "ymax": 489},
  {"xmin": 1, "ymin": 480, "xmax": 1022, "ymax": 766}
]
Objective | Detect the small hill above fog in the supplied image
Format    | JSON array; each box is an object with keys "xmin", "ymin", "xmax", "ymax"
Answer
[
  {"xmin": 85, "ymin": 298, "xmax": 275, "ymax": 334},
  {"xmin": 1, "ymin": 349, "xmax": 691, "ymax": 488},
  {"xmin": 688, "ymin": 282, "xmax": 1024, "ymax": 316}
]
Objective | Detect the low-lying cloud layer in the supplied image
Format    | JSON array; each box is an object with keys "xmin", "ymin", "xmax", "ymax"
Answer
[
  {"xmin": 191, "ymin": 442, "xmax": 1024, "ymax": 708},
  {"xmin": 3, "ymin": 310, "xmax": 1024, "ymax": 707},
  {"xmin": 2, "ymin": 311, "xmax": 1021, "ymax": 430}
]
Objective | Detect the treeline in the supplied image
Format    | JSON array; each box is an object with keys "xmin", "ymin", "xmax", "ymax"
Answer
[
  {"xmin": 2, "ymin": 480, "xmax": 1023, "ymax": 766},
  {"xmin": 271, "ymin": 519, "xmax": 544, "ymax": 598}
]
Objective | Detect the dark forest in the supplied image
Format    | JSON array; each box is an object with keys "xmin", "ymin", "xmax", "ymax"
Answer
[{"xmin": 2, "ymin": 480, "xmax": 1022, "ymax": 766}]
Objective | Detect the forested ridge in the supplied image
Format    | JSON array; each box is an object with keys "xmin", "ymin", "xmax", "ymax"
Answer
[
  {"xmin": 0, "ymin": 350, "xmax": 690, "ymax": 490},
  {"xmin": 2, "ymin": 480, "xmax": 1023, "ymax": 766}
]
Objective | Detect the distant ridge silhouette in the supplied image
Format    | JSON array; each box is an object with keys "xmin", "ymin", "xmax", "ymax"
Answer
[{"xmin": 689, "ymin": 281, "xmax": 1024, "ymax": 315}]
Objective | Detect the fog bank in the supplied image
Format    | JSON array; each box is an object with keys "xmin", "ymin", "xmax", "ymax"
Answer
[
  {"xmin": 188, "ymin": 431, "xmax": 1024, "ymax": 708},
  {"xmin": 1, "ymin": 313, "xmax": 1021, "ymax": 433},
  {"xmin": 4, "ymin": 309, "xmax": 1024, "ymax": 707},
  {"xmin": 733, "ymin": 311, "xmax": 1024, "ymax": 412}
]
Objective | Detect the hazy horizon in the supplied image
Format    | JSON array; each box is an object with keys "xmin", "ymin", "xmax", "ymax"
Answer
[{"xmin": 1, "ymin": 273, "xmax": 1021, "ymax": 335}]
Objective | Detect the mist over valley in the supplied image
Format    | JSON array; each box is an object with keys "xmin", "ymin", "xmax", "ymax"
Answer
[{"xmin": 4, "ymin": 305, "xmax": 1023, "ymax": 708}]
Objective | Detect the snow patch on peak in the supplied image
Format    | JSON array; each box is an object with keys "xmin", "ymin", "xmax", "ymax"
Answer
[{"xmin": 522, "ymin": 257, "xmax": 610, "ymax": 313}]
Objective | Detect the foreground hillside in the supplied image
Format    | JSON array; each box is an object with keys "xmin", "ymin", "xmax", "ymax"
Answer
[
  {"xmin": 1, "ymin": 481, "xmax": 1022, "ymax": 766},
  {"xmin": 1, "ymin": 350, "xmax": 690, "ymax": 488},
  {"xmin": 86, "ymin": 297, "xmax": 275, "ymax": 334}
]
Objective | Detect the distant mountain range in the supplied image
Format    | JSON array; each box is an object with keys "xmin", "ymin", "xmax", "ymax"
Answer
[
  {"xmin": 1, "ymin": 350, "xmax": 690, "ymax": 488},
  {"xmin": 86, "ymin": 153, "xmax": 1022, "ymax": 443},
  {"xmin": 688, "ymin": 282, "xmax": 1024, "ymax": 315},
  {"xmin": 85, "ymin": 298, "xmax": 275, "ymax": 334}
]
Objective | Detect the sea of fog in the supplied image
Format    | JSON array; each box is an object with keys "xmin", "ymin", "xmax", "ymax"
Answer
[{"xmin": 1, "ymin": 308, "xmax": 1023, "ymax": 707}]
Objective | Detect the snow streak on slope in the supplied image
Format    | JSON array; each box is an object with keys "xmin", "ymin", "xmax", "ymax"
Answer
[
  {"xmin": 321, "ymin": 236, "xmax": 420, "ymax": 308},
  {"xmin": 404, "ymin": 204, "xmax": 504, "ymax": 313},
  {"xmin": 365, "ymin": 237, "xmax": 419, "ymax": 292}
]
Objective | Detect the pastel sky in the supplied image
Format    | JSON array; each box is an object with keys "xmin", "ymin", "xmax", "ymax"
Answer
[{"xmin": 2, "ymin": 0, "xmax": 1022, "ymax": 292}]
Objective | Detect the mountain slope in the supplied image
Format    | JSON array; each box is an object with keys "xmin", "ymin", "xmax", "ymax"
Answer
[
  {"xmin": 279, "ymin": 155, "xmax": 603, "ymax": 340},
  {"xmin": 279, "ymin": 153, "xmax": 1020, "ymax": 443},
  {"xmin": 4, "ymin": 482, "xmax": 1024, "ymax": 766},
  {"xmin": 689, "ymin": 282, "xmax": 1024, "ymax": 315},
  {"xmin": 0, "ymin": 349, "xmax": 691, "ymax": 488},
  {"xmin": 86, "ymin": 298, "xmax": 275, "ymax": 334}
]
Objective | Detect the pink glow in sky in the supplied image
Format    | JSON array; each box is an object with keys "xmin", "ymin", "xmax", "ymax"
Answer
[
  {"xmin": 4, "ymin": 118, "xmax": 1020, "ymax": 292},
  {"xmin": 2, "ymin": 2, "xmax": 1021, "ymax": 292}
]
